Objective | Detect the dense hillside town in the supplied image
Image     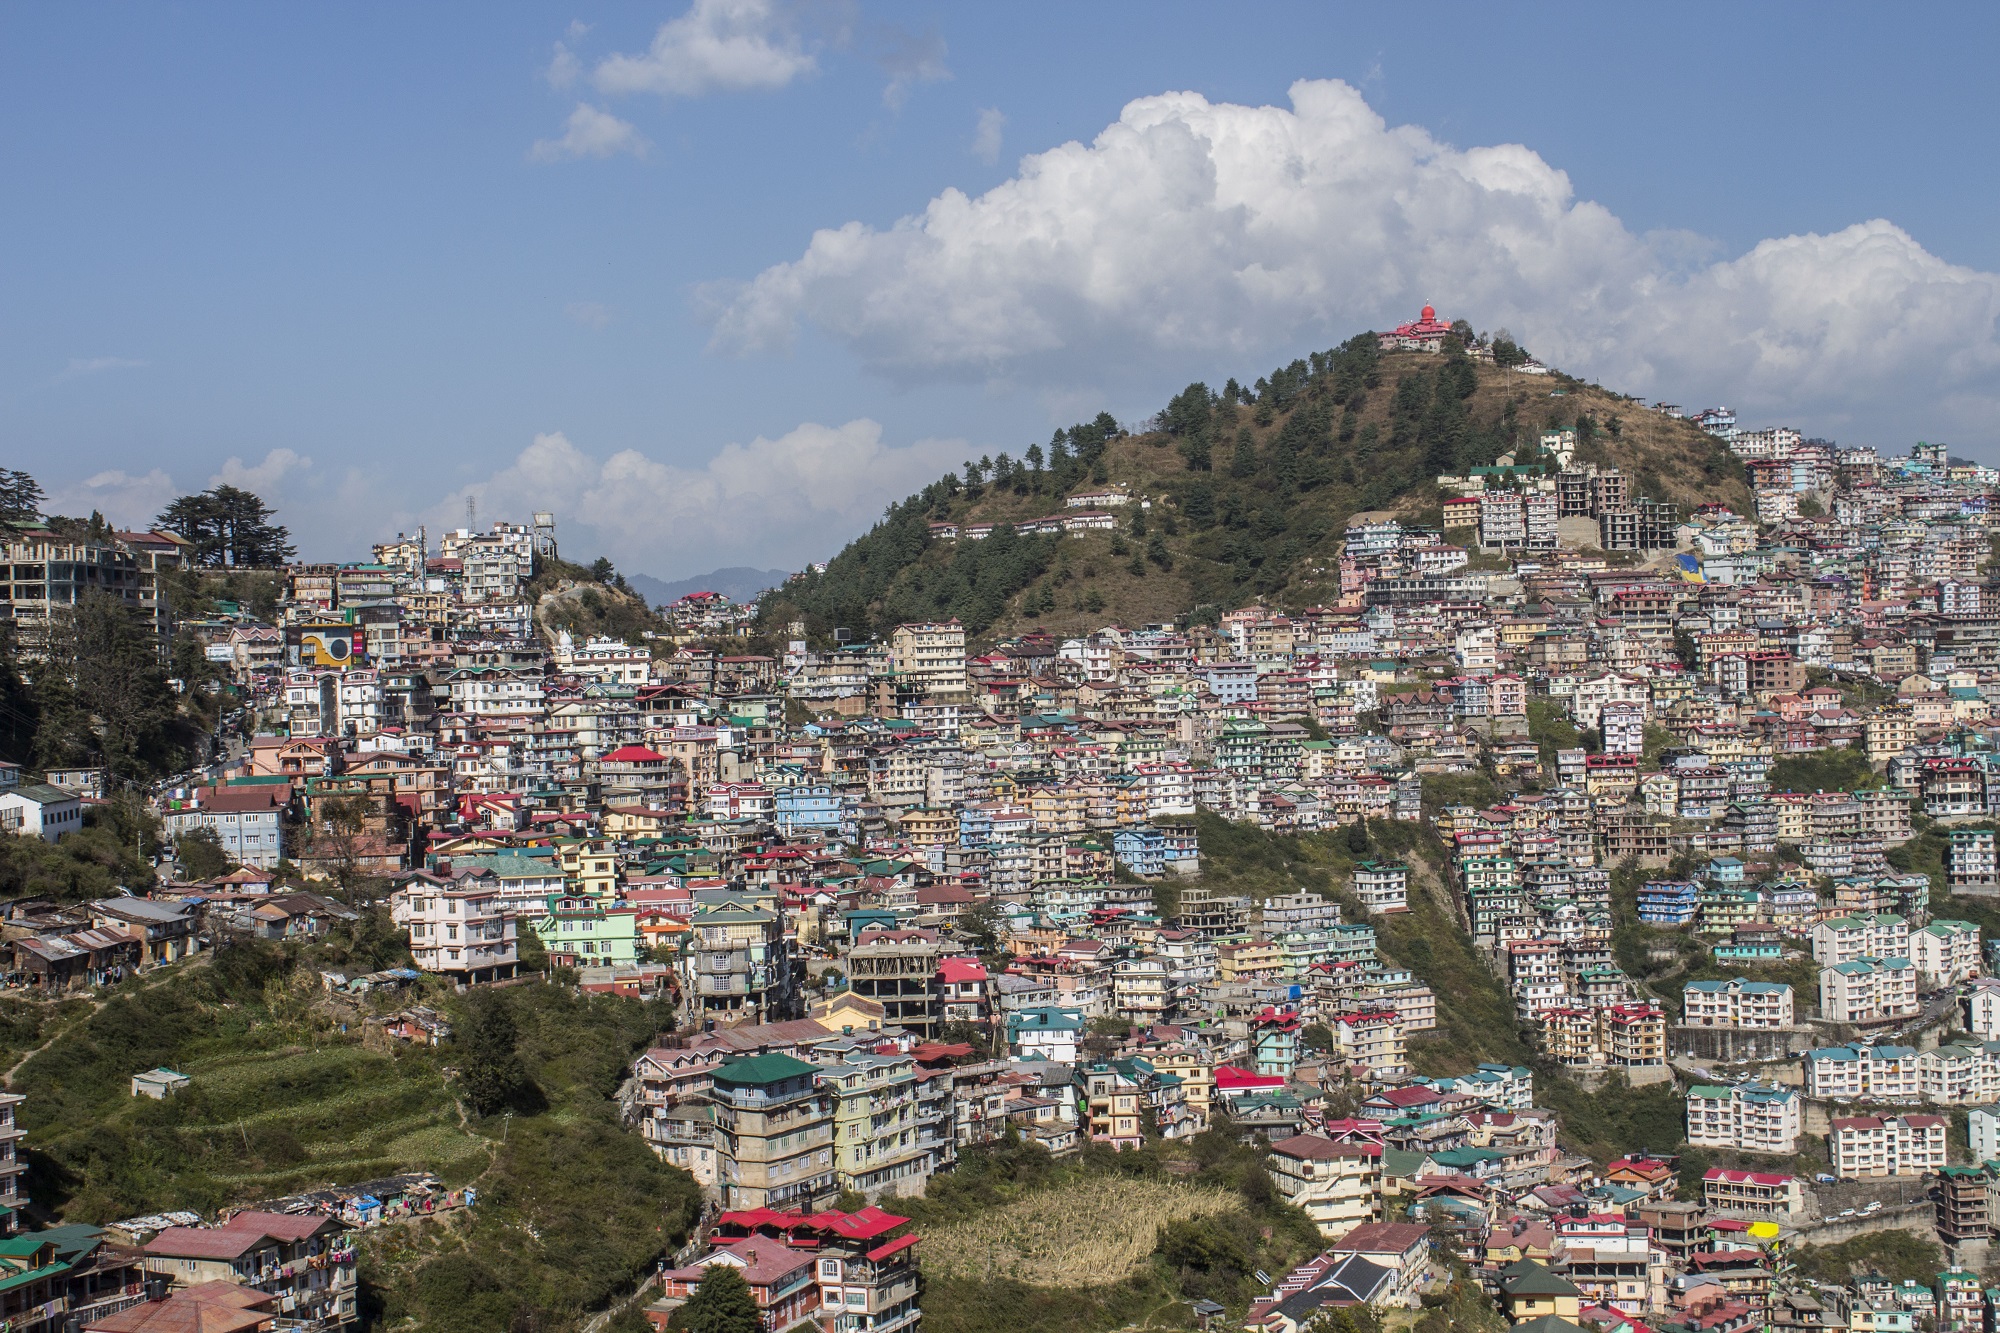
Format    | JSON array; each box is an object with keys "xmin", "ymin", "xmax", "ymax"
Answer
[{"xmin": 11, "ymin": 330, "xmax": 2000, "ymax": 1333}]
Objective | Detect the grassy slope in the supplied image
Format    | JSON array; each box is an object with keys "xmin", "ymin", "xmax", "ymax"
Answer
[
  {"xmin": 7, "ymin": 924, "xmax": 698, "ymax": 1333},
  {"xmin": 898, "ymin": 1131, "xmax": 1326, "ymax": 1333},
  {"xmin": 770, "ymin": 347, "xmax": 1753, "ymax": 645}
]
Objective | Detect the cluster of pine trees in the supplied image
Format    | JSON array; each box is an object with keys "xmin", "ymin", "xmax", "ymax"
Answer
[
  {"xmin": 763, "ymin": 413, "xmax": 1125, "ymax": 642},
  {"xmin": 762, "ymin": 327, "xmax": 1592, "ymax": 641}
]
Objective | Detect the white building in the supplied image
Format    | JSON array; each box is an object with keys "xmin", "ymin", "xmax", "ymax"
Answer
[
  {"xmin": 1820, "ymin": 957, "xmax": 1920, "ymax": 1024},
  {"xmin": 1803, "ymin": 1044, "xmax": 1920, "ymax": 1103},
  {"xmin": 1685, "ymin": 1081, "xmax": 1800, "ymax": 1155},
  {"xmin": 1829, "ymin": 1114, "xmax": 1947, "ymax": 1178},
  {"xmin": 554, "ymin": 632, "xmax": 654, "ymax": 687},
  {"xmin": 1351, "ymin": 861, "xmax": 1409, "ymax": 914},
  {"xmin": 1811, "ymin": 914, "xmax": 1910, "ymax": 967},
  {"xmin": 161, "ymin": 786, "xmax": 290, "ymax": 870},
  {"xmin": 1268, "ymin": 1134, "xmax": 1382, "ymax": 1237},
  {"xmin": 390, "ymin": 881, "xmax": 519, "ymax": 983},
  {"xmin": 1967, "ymin": 978, "xmax": 2000, "ymax": 1040},
  {"xmin": 0, "ymin": 783, "xmax": 83, "ymax": 842},
  {"xmin": 0, "ymin": 1093, "xmax": 23, "ymax": 1229},
  {"xmin": 1910, "ymin": 920, "xmax": 1982, "ymax": 987},
  {"xmin": 1682, "ymin": 978, "xmax": 1793, "ymax": 1029},
  {"xmin": 1971, "ymin": 1105, "xmax": 2000, "ymax": 1165},
  {"xmin": 1600, "ymin": 702, "xmax": 1648, "ymax": 757},
  {"xmin": 1949, "ymin": 830, "xmax": 1998, "ymax": 890}
]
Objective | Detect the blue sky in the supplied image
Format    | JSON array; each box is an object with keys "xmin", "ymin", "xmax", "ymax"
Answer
[{"xmin": 5, "ymin": 2, "xmax": 2000, "ymax": 579}]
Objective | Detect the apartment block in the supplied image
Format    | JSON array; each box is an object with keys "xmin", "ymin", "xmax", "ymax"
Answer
[
  {"xmin": 1829, "ymin": 1114, "xmax": 1947, "ymax": 1178},
  {"xmin": 1685, "ymin": 1081, "xmax": 1800, "ymax": 1155},
  {"xmin": 1682, "ymin": 978, "xmax": 1793, "ymax": 1029}
]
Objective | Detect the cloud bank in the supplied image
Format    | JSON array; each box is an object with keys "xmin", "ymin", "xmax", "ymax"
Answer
[
  {"xmin": 435, "ymin": 420, "xmax": 963, "ymax": 579},
  {"xmin": 710, "ymin": 78, "xmax": 2000, "ymax": 441},
  {"xmin": 530, "ymin": 103, "xmax": 648, "ymax": 162},
  {"xmin": 592, "ymin": 0, "xmax": 814, "ymax": 99}
]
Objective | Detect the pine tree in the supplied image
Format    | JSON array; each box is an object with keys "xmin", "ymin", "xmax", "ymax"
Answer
[
  {"xmin": 456, "ymin": 991, "xmax": 529, "ymax": 1116},
  {"xmin": 674, "ymin": 1265, "xmax": 763, "ymax": 1333},
  {"xmin": 1230, "ymin": 428, "xmax": 1257, "ymax": 478},
  {"xmin": 0, "ymin": 470, "xmax": 45, "ymax": 522}
]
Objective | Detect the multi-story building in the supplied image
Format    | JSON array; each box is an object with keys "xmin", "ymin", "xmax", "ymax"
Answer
[
  {"xmin": 0, "ymin": 529, "xmax": 146, "ymax": 658},
  {"xmin": 144, "ymin": 1211, "xmax": 359, "ymax": 1329},
  {"xmin": 0, "ymin": 1093, "xmax": 23, "ymax": 1232},
  {"xmin": 1948, "ymin": 829, "xmax": 1998, "ymax": 890},
  {"xmin": 1700, "ymin": 1167, "xmax": 1804, "ymax": 1219},
  {"xmin": 1910, "ymin": 919, "xmax": 1982, "ymax": 986},
  {"xmin": 818, "ymin": 1049, "xmax": 929, "ymax": 1201},
  {"xmin": 160, "ymin": 784, "xmax": 291, "ymax": 868},
  {"xmin": 1829, "ymin": 1114, "xmax": 1947, "ymax": 1178},
  {"xmin": 845, "ymin": 929, "xmax": 944, "ymax": 1041},
  {"xmin": 531, "ymin": 895, "xmax": 639, "ymax": 969},
  {"xmin": 1084, "ymin": 1057, "xmax": 1192, "ymax": 1146},
  {"xmin": 1268, "ymin": 1133, "xmax": 1382, "ymax": 1236},
  {"xmin": 1351, "ymin": 860, "xmax": 1409, "ymax": 913},
  {"xmin": 1937, "ymin": 1170, "xmax": 1992, "ymax": 1246},
  {"xmin": 390, "ymin": 880, "xmax": 518, "ymax": 983},
  {"xmin": 1811, "ymin": 913, "xmax": 1910, "ymax": 966},
  {"xmin": 1328, "ymin": 1009, "xmax": 1408, "ymax": 1080},
  {"xmin": 701, "ymin": 1207, "xmax": 922, "ymax": 1333},
  {"xmin": 1802, "ymin": 1043, "xmax": 1920, "ymax": 1102},
  {"xmin": 889, "ymin": 621, "xmax": 967, "ymax": 696},
  {"xmin": 1820, "ymin": 957, "xmax": 1920, "ymax": 1024},
  {"xmin": 1685, "ymin": 1081, "xmax": 1800, "ymax": 1155},
  {"xmin": 1681, "ymin": 978, "xmax": 1794, "ymax": 1029},
  {"xmin": 707, "ymin": 1053, "xmax": 838, "ymax": 1212},
  {"xmin": 686, "ymin": 905, "xmax": 795, "ymax": 1024}
]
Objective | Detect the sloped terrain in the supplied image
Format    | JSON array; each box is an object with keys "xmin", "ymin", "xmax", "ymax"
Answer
[{"xmin": 761, "ymin": 333, "xmax": 1753, "ymax": 645}]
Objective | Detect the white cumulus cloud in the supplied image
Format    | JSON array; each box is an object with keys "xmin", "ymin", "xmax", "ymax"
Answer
[
  {"xmin": 530, "ymin": 103, "xmax": 649, "ymax": 162},
  {"xmin": 971, "ymin": 107, "xmax": 1005, "ymax": 165},
  {"xmin": 592, "ymin": 0, "xmax": 814, "ymax": 99},
  {"xmin": 710, "ymin": 77, "xmax": 2000, "ymax": 442},
  {"xmin": 565, "ymin": 300, "xmax": 614, "ymax": 329},
  {"xmin": 212, "ymin": 448, "xmax": 312, "ymax": 495},
  {"xmin": 436, "ymin": 421, "xmax": 963, "ymax": 576},
  {"xmin": 43, "ymin": 468, "xmax": 178, "ymax": 528}
]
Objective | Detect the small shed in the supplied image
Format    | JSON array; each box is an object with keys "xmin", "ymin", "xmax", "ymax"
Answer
[{"xmin": 131, "ymin": 1067, "xmax": 191, "ymax": 1099}]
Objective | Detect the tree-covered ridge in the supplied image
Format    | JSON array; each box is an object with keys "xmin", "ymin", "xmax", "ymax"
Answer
[{"xmin": 762, "ymin": 329, "xmax": 1752, "ymax": 646}]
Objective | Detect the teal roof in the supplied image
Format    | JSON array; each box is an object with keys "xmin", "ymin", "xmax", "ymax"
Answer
[{"xmin": 713, "ymin": 1053, "xmax": 820, "ymax": 1086}]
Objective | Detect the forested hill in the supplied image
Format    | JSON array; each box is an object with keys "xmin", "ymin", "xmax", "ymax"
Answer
[{"xmin": 759, "ymin": 330, "xmax": 1755, "ymax": 647}]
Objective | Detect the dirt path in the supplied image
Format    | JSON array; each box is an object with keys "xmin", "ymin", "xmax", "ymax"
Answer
[
  {"xmin": 1, "ymin": 963, "xmax": 196, "ymax": 1087},
  {"xmin": 2, "ymin": 994, "xmax": 107, "ymax": 1086}
]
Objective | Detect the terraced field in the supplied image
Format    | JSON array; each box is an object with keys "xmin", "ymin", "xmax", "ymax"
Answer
[
  {"xmin": 8, "ymin": 952, "xmax": 493, "ymax": 1221},
  {"xmin": 166, "ymin": 1044, "xmax": 488, "ymax": 1196}
]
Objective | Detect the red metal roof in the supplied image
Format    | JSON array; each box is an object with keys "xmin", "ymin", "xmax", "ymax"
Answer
[{"xmin": 865, "ymin": 1233, "xmax": 921, "ymax": 1262}]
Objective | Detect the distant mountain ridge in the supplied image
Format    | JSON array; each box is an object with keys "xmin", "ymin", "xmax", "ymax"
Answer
[{"xmin": 629, "ymin": 567, "xmax": 790, "ymax": 608}]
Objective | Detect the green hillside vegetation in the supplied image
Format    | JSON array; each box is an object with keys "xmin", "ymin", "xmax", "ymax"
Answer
[
  {"xmin": 1189, "ymin": 814, "xmax": 1701, "ymax": 1167},
  {"xmin": 5, "ymin": 920, "xmax": 697, "ymax": 1333},
  {"xmin": 528, "ymin": 554, "xmax": 674, "ymax": 645},
  {"xmin": 1792, "ymin": 1231, "xmax": 1944, "ymax": 1286},
  {"xmin": 1187, "ymin": 811, "xmax": 1531, "ymax": 1073},
  {"xmin": 762, "ymin": 333, "xmax": 1754, "ymax": 645}
]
